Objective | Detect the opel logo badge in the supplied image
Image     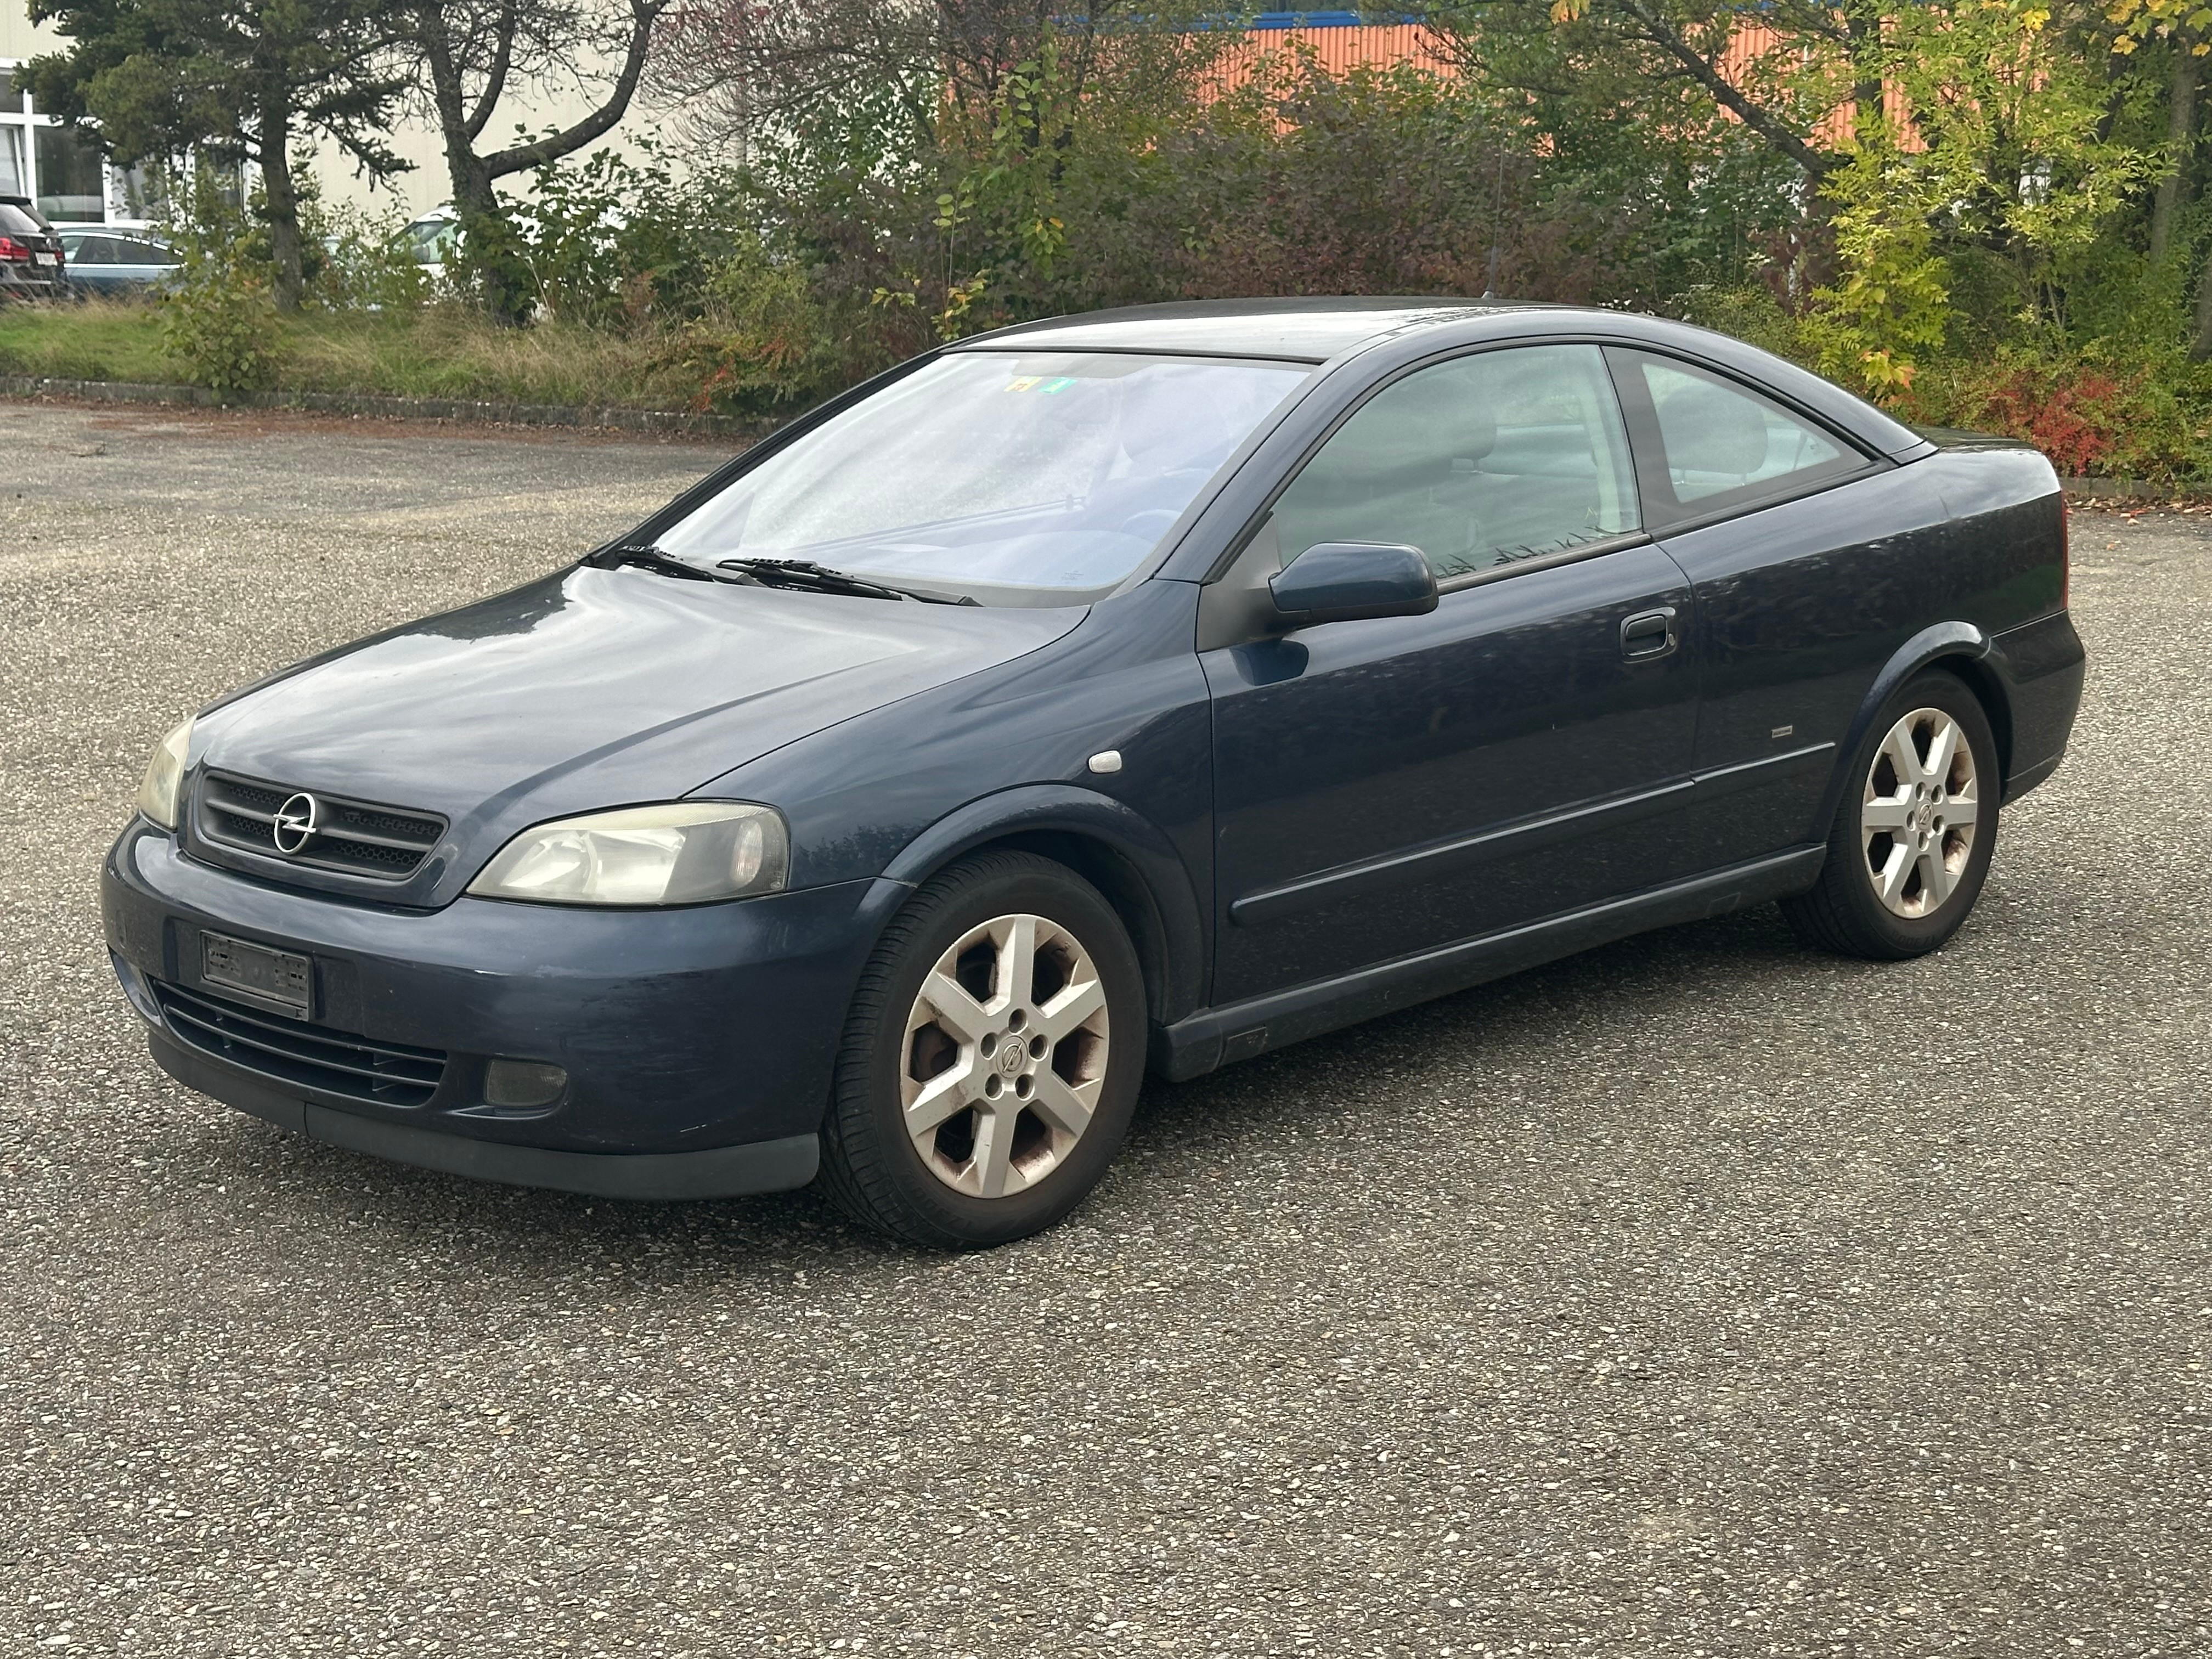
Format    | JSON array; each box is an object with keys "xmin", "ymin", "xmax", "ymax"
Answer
[{"xmin": 272, "ymin": 792, "xmax": 320, "ymax": 854}]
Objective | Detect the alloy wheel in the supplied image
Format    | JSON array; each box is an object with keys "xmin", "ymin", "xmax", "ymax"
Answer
[
  {"xmin": 1861, "ymin": 706, "xmax": 1980, "ymax": 919},
  {"xmin": 900, "ymin": 912, "xmax": 1112, "ymax": 1199}
]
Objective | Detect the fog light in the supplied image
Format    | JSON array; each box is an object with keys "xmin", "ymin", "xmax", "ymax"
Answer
[
  {"xmin": 483, "ymin": 1058, "xmax": 567, "ymax": 1108},
  {"xmin": 109, "ymin": 951, "xmax": 163, "ymax": 1025}
]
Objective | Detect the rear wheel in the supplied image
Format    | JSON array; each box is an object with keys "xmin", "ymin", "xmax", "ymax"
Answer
[
  {"xmin": 1780, "ymin": 670, "xmax": 2001, "ymax": 960},
  {"xmin": 817, "ymin": 850, "xmax": 1146, "ymax": 1248}
]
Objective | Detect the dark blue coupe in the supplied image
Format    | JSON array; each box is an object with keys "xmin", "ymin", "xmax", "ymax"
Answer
[{"xmin": 103, "ymin": 299, "xmax": 2084, "ymax": 1247}]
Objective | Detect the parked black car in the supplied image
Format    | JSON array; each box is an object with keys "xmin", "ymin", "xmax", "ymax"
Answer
[
  {"xmin": 0, "ymin": 195, "xmax": 67, "ymax": 300},
  {"xmin": 55, "ymin": 227, "xmax": 178, "ymax": 297},
  {"xmin": 104, "ymin": 298, "xmax": 2083, "ymax": 1248}
]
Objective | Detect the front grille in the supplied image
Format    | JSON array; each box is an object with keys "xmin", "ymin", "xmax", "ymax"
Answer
[
  {"xmin": 155, "ymin": 979, "xmax": 448, "ymax": 1108},
  {"xmin": 196, "ymin": 772, "xmax": 445, "ymax": 882}
]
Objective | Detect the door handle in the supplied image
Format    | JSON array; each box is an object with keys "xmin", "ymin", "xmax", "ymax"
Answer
[{"xmin": 1621, "ymin": 607, "xmax": 1678, "ymax": 660}]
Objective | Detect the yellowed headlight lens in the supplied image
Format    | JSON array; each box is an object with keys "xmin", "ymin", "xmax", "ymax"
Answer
[{"xmin": 135, "ymin": 718, "xmax": 194, "ymax": 830}]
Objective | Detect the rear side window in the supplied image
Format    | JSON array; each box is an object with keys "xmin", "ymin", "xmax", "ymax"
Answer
[
  {"xmin": 1267, "ymin": 343, "xmax": 1640, "ymax": 583},
  {"xmin": 1613, "ymin": 349, "xmax": 1869, "ymax": 525},
  {"xmin": 120, "ymin": 237, "xmax": 171, "ymax": 265}
]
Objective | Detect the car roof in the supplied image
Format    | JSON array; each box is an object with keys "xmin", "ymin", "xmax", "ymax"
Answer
[
  {"xmin": 952, "ymin": 296, "xmax": 1521, "ymax": 363},
  {"xmin": 949, "ymin": 295, "xmax": 1928, "ymax": 459}
]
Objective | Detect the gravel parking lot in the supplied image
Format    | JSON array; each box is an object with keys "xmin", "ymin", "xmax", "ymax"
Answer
[{"xmin": 2, "ymin": 399, "xmax": 2208, "ymax": 1659}]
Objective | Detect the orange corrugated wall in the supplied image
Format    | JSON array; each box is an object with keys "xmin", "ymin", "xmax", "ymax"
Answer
[
  {"xmin": 1205, "ymin": 20, "xmax": 1906, "ymax": 143},
  {"xmin": 1211, "ymin": 24, "xmax": 1457, "ymax": 82}
]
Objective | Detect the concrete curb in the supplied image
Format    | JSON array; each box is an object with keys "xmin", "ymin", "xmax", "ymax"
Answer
[
  {"xmin": 2060, "ymin": 475, "xmax": 2207, "ymax": 501},
  {"xmin": 0, "ymin": 374, "xmax": 774, "ymax": 441}
]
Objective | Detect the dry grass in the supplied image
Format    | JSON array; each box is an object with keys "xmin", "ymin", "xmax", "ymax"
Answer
[{"xmin": 0, "ymin": 297, "xmax": 704, "ymax": 410}]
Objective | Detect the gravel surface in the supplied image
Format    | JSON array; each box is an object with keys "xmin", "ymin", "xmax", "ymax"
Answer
[{"xmin": 2, "ymin": 402, "xmax": 2208, "ymax": 1658}]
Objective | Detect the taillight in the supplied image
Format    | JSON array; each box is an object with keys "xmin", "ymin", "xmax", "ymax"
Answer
[{"xmin": 0, "ymin": 236, "xmax": 27, "ymax": 262}]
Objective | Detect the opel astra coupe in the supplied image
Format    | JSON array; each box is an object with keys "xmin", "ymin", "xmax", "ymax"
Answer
[{"xmin": 103, "ymin": 298, "xmax": 2084, "ymax": 1248}]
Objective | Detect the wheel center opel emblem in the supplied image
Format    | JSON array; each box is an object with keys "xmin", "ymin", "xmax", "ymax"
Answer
[{"xmin": 272, "ymin": 792, "xmax": 320, "ymax": 854}]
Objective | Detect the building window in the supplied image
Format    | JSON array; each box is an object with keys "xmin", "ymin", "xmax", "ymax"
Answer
[
  {"xmin": 1, "ymin": 64, "xmax": 27, "ymax": 197},
  {"xmin": 36, "ymin": 122, "xmax": 106, "ymax": 221},
  {"xmin": 3, "ymin": 59, "xmax": 142, "ymax": 225},
  {"xmin": 115, "ymin": 158, "xmax": 168, "ymax": 221}
]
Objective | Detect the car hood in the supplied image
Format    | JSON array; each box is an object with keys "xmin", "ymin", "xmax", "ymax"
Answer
[{"xmin": 188, "ymin": 565, "xmax": 1084, "ymax": 904}]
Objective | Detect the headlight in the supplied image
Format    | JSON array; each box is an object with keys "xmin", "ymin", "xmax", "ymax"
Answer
[
  {"xmin": 136, "ymin": 717, "xmax": 194, "ymax": 830},
  {"xmin": 467, "ymin": 802, "xmax": 788, "ymax": 906}
]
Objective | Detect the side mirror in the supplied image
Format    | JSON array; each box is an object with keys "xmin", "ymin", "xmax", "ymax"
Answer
[{"xmin": 1268, "ymin": 541, "xmax": 1440, "ymax": 628}]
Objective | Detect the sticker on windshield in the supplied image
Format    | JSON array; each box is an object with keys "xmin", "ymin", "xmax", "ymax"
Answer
[{"xmin": 1005, "ymin": 376, "xmax": 1079, "ymax": 394}]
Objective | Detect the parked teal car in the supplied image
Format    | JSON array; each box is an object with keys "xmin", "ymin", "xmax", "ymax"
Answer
[{"xmin": 55, "ymin": 227, "xmax": 177, "ymax": 297}]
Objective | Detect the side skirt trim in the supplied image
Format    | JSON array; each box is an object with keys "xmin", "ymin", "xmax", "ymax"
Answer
[{"xmin": 1159, "ymin": 844, "xmax": 1826, "ymax": 1080}]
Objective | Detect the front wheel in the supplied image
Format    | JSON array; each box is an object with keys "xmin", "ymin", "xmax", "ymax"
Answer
[
  {"xmin": 1780, "ymin": 670, "xmax": 2002, "ymax": 960},
  {"xmin": 817, "ymin": 850, "xmax": 1147, "ymax": 1249}
]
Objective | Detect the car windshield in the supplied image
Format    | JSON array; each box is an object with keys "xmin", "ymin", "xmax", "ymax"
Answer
[
  {"xmin": 654, "ymin": 351, "xmax": 1310, "ymax": 602},
  {"xmin": 403, "ymin": 218, "xmax": 455, "ymax": 262}
]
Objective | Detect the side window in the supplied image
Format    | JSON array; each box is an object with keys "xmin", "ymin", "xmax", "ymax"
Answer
[
  {"xmin": 1618, "ymin": 351, "xmax": 1867, "ymax": 522},
  {"xmin": 1267, "ymin": 343, "xmax": 1640, "ymax": 584}
]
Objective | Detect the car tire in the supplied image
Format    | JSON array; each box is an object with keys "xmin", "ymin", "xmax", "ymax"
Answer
[
  {"xmin": 1780, "ymin": 670, "xmax": 2002, "ymax": 961},
  {"xmin": 817, "ymin": 850, "xmax": 1147, "ymax": 1249}
]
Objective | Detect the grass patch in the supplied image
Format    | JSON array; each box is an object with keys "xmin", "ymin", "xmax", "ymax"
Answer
[
  {"xmin": 0, "ymin": 296, "xmax": 176, "ymax": 382},
  {"xmin": 0, "ymin": 298, "xmax": 707, "ymax": 410}
]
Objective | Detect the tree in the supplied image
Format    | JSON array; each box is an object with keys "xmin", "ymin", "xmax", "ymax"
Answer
[
  {"xmin": 400, "ymin": 0, "xmax": 672, "ymax": 319},
  {"xmin": 2106, "ymin": 0, "xmax": 2212, "ymax": 352},
  {"xmin": 1803, "ymin": 0, "xmax": 2152, "ymax": 392},
  {"xmin": 1425, "ymin": 0, "xmax": 1869, "ymax": 185},
  {"xmin": 22, "ymin": 0, "xmax": 408, "ymax": 312}
]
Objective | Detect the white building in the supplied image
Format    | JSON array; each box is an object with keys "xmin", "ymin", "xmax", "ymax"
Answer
[{"xmin": 2, "ymin": 7, "xmax": 653, "ymax": 228}]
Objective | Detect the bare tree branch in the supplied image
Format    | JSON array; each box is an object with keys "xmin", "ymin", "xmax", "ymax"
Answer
[
  {"xmin": 465, "ymin": 0, "xmax": 522, "ymax": 141},
  {"xmin": 1614, "ymin": 0, "xmax": 1835, "ymax": 177}
]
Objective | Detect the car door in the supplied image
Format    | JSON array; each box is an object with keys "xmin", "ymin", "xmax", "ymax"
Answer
[
  {"xmin": 1606, "ymin": 347, "xmax": 1954, "ymax": 867},
  {"xmin": 120, "ymin": 235, "xmax": 179, "ymax": 290},
  {"xmin": 1200, "ymin": 341, "xmax": 1704, "ymax": 1007},
  {"xmin": 64, "ymin": 233, "xmax": 119, "ymax": 294}
]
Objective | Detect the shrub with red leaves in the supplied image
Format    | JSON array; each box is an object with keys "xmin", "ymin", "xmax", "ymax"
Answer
[{"xmin": 1958, "ymin": 367, "xmax": 2124, "ymax": 476}]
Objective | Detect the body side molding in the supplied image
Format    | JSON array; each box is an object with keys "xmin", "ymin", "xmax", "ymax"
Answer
[{"xmin": 1229, "ymin": 744, "xmax": 1834, "ymax": 928}]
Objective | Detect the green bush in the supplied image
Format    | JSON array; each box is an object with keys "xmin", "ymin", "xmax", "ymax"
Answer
[
  {"xmin": 161, "ymin": 270, "xmax": 281, "ymax": 398},
  {"xmin": 1908, "ymin": 347, "xmax": 2212, "ymax": 483},
  {"xmin": 151, "ymin": 165, "xmax": 285, "ymax": 398},
  {"xmin": 312, "ymin": 205, "xmax": 433, "ymax": 313}
]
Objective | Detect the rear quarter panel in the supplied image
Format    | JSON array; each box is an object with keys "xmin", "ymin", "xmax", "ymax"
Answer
[{"xmin": 1660, "ymin": 444, "xmax": 2066, "ymax": 849}]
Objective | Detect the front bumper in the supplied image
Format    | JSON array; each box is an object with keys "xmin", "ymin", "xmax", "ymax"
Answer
[
  {"xmin": 104, "ymin": 820, "xmax": 907, "ymax": 1195},
  {"xmin": 148, "ymin": 1031, "xmax": 819, "ymax": 1198}
]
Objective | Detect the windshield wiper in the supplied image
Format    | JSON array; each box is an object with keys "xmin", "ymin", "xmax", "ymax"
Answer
[
  {"xmin": 590, "ymin": 544, "xmax": 749, "ymax": 584},
  {"xmin": 716, "ymin": 557, "xmax": 977, "ymax": 606}
]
